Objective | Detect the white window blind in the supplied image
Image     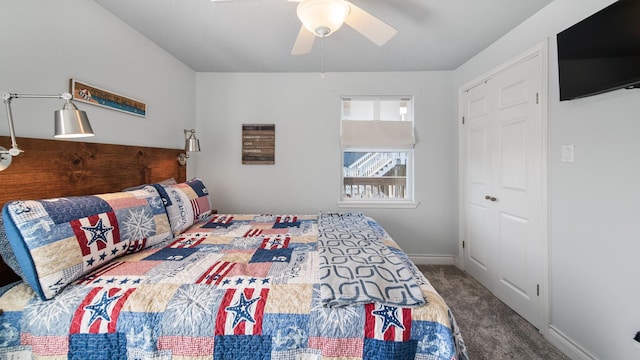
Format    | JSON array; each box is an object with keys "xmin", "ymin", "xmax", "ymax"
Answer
[{"xmin": 341, "ymin": 120, "xmax": 415, "ymax": 149}]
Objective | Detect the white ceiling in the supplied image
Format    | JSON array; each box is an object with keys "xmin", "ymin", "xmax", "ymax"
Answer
[{"xmin": 94, "ymin": 0, "xmax": 553, "ymax": 72}]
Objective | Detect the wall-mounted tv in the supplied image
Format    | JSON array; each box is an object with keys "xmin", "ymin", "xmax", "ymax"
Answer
[{"xmin": 557, "ymin": 0, "xmax": 640, "ymax": 101}]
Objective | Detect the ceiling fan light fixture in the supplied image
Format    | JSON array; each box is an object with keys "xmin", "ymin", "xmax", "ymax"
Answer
[{"xmin": 297, "ymin": 0, "xmax": 350, "ymax": 37}]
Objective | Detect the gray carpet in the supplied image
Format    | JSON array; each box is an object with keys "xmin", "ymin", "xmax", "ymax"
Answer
[{"xmin": 419, "ymin": 265, "xmax": 569, "ymax": 360}]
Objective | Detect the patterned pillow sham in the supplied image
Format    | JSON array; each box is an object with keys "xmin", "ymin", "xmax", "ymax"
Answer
[
  {"xmin": 150, "ymin": 178, "xmax": 212, "ymax": 236},
  {"xmin": 1, "ymin": 186, "xmax": 172, "ymax": 300}
]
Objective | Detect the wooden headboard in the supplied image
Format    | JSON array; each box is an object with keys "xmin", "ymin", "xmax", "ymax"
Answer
[{"xmin": 0, "ymin": 136, "xmax": 186, "ymax": 285}]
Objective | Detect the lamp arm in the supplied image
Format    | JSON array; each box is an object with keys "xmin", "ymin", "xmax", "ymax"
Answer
[
  {"xmin": 4, "ymin": 93, "xmax": 69, "ymax": 100},
  {"xmin": 2, "ymin": 93, "xmax": 22, "ymax": 156},
  {"xmin": 1, "ymin": 92, "xmax": 71, "ymax": 156}
]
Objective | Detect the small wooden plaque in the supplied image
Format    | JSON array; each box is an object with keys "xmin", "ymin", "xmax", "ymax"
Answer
[{"xmin": 242, "ymin": 124, "xmax": 275, "ymax": 164}]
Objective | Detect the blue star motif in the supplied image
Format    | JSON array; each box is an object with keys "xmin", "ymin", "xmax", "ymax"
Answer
[
  {"xmin": 235, "ymin": 278, "xmax": 244, "ymax": 285},
  {"xmin": 372, "ymin": 305, "xmax": 405, "ymax": 333},
  {"xmin": 222, "ymin": 279, "xmax": 231, "ymax": 285},
  {"xmin": 49, "ymin": 278, "xmax": 65, "ymax": 293},
  {"xmin": 99, "ymin": 253, "xmax": 107, "ymax": 261},
  {"xmin": 261, "ymin": 278, "xmax": 270, "ymax": 284},
  {"xmin": 84, "ymin": 291, "xmax": 122, "ymax": 325},
  {"xmin": 86, "ymin": 257, "xmax": 95, "ymax": 266},
  {"xmin": 268, "ymin": 238, "xmax": 283, "ymax": 247},
  {"xmin": 225, "ymin": 292, "xmax": 261, "ymax": 328},
  {"xmin": 248, "ymin": 278, "xmax": 257, "ymax": 284},
  {"xmin": 81, "ymin": 218, "xmax": 114, "ymax": 246},
  {"xmin": 111, "ymin": 248, "xmax": 119, "ymax": 255}
]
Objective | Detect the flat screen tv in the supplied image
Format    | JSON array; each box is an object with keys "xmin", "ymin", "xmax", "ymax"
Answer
[{"xmin": 557, "ymin": 0, "xmax": 640, "ymax": 101}]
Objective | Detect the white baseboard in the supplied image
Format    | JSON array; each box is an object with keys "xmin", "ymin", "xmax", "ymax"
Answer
[
  {"xmin": 407, "ymin": 254, "xmax": 457, "ymax": 266},
  {"xmin": 547, "ymin": 325, "xmax": 598, "ymax": 360}
]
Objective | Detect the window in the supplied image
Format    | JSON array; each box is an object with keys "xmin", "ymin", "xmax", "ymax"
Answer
[{"xmin": 339, "ymin": 96, "xmax": 416, "ymax": 207}]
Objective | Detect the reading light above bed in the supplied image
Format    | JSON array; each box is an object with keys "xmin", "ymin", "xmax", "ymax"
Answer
[
  {"xmin": 178, "ymin": 128, "xmax": 201, "ymax": 166},
  {"xmin": 0, "ymin": 91, "xmax": 94, "ymax": 171}
]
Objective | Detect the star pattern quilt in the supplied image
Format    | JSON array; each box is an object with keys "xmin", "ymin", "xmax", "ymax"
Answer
[{"xmin": 0, "ymin": 213, "xmax": 468, "ymax": 360}]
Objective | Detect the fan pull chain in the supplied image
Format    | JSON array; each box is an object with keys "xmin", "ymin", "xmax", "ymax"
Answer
[{"xmin": 320, "ymin": 37, "xmax": 326, "ymax": 79}]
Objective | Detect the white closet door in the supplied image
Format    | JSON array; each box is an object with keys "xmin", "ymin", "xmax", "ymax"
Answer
[
  {"xmin": 463, "ymin": 80, "xmax": 496, "ymax": 289},
  {"xmin": 463, "ymin": 53, "xmax": 544, "ymax": 329}
]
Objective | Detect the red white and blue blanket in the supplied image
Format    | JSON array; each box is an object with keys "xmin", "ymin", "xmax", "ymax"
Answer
[{"xmin": 0, "ymin": 213, "xmax": 467, "ymax": 359}]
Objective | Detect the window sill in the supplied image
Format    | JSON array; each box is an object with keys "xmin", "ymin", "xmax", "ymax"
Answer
[{"xmin": 336, "ymin": 200, "xmax": 420, "ymax": 209}]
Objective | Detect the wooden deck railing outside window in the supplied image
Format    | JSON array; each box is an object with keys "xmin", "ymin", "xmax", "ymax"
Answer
[{"xmin": 343, "ymin": 176, "xmax": 406, "ymax": 199}]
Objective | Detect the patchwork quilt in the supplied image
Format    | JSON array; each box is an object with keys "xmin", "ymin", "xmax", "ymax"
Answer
[{"xmin": 0, "ymin": 213, "xmax": 468, "ymax": 360}]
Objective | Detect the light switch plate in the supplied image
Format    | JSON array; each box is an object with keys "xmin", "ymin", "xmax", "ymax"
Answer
[{"xmin": 561, "ymin": 145, "xmax": 575, "ymax": 162}]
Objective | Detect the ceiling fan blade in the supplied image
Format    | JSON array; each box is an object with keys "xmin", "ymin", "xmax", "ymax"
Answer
[
  {"xmin": 344, "ymin": 1, "xmax": 398, "ymax": 46},
  {"xmin": 291, "ymin": 25, "xmax": 316, "ymax": 55}
]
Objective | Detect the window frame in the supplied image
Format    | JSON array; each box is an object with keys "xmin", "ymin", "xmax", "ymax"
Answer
[{"xmin": 338, "ymin": 96, "xmax": 418, "ymax": 209}]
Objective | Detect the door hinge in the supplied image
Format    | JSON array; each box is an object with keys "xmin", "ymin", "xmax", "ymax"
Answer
[
  {"xmin": 536, "ymin": 93, "xmax": 539, "ymax": 104},
  {"xmin": 462, "ymin": 116, "xmax": 465, "ymax": 125},
  {"xmin": 462, "ymin": 241, "xmax": 465, "ymax": 249},
  {"xmin": 537, "ymin": 284, "xmax": 540, "ymax": 296}
]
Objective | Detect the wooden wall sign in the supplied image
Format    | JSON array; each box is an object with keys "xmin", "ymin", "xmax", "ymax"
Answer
[
  {"xmin": 242, "ymin": 124, "xmax": 275, "ymax": 164},
  {"xmin": 71, "ymin": 79, "xmax": 147, "ymax": 117}
]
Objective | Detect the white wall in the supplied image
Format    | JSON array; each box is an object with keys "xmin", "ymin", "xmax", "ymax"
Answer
[
  {"xmin": 455, "ymin": 0, "xmax": 640, "ymax": 359},
  {"xmin": 0, "ymin": 0, "xmax": 195, "ymax": 152},
  {"xmin": 8, "ymin": 0, "xmax": 640, "ymax": 358},
  {"xmin": 195, "ymin": 72, "xmax": 457, "ymax": 258}
]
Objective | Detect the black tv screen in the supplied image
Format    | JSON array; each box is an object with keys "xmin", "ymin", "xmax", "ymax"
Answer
[{"xmin": 557, "ymin": 0, "xmax": 640, "ymax": 101}]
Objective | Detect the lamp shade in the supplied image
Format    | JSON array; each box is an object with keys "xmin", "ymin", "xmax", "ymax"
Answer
[
  {"xmin": 297, "ymin": 0, "xmax": 349, "ymax": 37},
  {"xmin": 54, "ymin": 100, "xmax": 94, "ymax": 138},
  {"xmin": 185, "ymin": 129, "xmax": 201, "ymax": 152},
  {"xmin": 185, "ymin": 134, "xmax": 201, "ymax": 152}
]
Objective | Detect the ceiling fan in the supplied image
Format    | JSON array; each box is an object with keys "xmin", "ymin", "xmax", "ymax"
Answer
[{"xmin": 211, "ymin": 0, "xmax": 398, "ymax": 55}]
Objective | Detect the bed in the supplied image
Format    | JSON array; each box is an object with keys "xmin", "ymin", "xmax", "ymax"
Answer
[{"xmin": 0, "ymin": 137, "xmax": 468, "ymax": 360}]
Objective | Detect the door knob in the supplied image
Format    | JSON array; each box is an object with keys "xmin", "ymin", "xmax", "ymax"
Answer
[{"xmin": 485, "ymin": 195, "xmax": 497, "ymax": 202}]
